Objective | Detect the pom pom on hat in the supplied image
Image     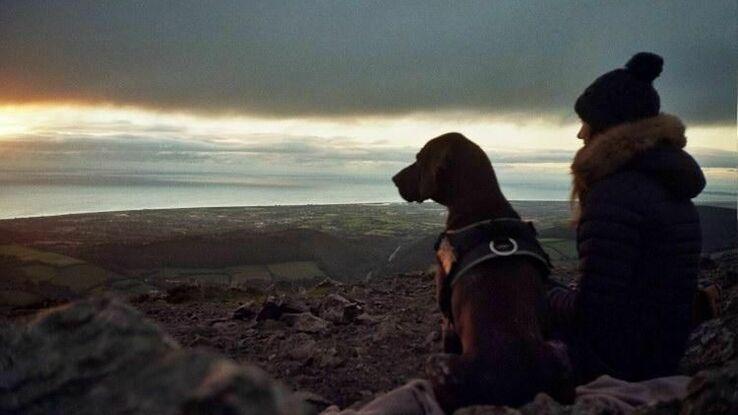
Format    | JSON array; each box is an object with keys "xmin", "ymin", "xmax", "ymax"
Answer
[{"xmin": 625, "ymin": 52, "xmax": 663, "ymax": 83}]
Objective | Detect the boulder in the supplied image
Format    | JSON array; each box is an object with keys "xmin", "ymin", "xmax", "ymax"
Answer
[
  {"xmin": 680, "ymin": 319, "xmax": 736, "ymax": 375},
  {"xmin": 317, "ymin": 348, "xmax": 345, "ymax": 369},
  {"xmin": 454, "ymin": 406, "xmax": 521, "ymax": 414},
  {"xmin": 318, "ymin": 294, "xmax": 363, "ymax": 324},
  {"xmin": 232, "ymin": 301, "xmax": 258, "ymax": 320},
  {"xmin": 257, "ymin": 297, "xmax": 285, "ymax": 321},
  {"xmin": 355, "ymin": 313, "xmax": 380, "ymax": 326},
  {"xmin": 292, "ymin": 390, "xmax": 333, "ymax": 415},
  {"xmin": 0, "ymin": 296, "xmax": 300, "ymax": 415},
  {"xmin": 257, "ymin": 296, "xmax": 310, "ymax": 322},
  {"xmin": 285, "ymin": 334, "xmax": 319, "ymax": 361},
  {"xmin": 371, "ymin": 318, "xmax": 398, "ymax": 342},
  {"xmin": 424, "ymin": 330, "xmax": 441, "ymax": 346},
  {"xmin": 519, "ymin": 393, "xmax": 569, "ymax": 415},
  {"xmin": 282, "ymin": 312, "xmax": 330, "ymax": 333},
  {"xmin": 315, "ymin": 278, "xmax": 343, "ymax": 289},
  {"xmin": 680, "ymin": 359, "xmax": 738, "ymax": 415}
]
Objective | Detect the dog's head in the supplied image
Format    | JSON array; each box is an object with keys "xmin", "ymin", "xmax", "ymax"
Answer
[{"xmin": 392, "ymin": 132, "xmax": 494, "ymax": 206}]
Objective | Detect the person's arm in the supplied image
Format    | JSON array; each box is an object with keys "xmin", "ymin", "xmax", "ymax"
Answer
[
  {"xmin": 576, "ymin": 176, "xmax": 644, "ymax": 298},
  {"xmin": 547, "ymin": 284, "xmax": 578, "ymax": 327},
  {"xmin": 549, "ymin": 174, "xmax": 646, "ymax": 331}
]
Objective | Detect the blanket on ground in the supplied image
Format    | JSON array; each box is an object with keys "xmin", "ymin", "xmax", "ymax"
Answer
[{"xmin": 321, "ymin": 375, "xmax": 690, "ymax": 415}]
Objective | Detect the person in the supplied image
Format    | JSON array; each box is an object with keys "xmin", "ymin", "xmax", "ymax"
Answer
[{"xmin": 547, "ymin": 52, "xmax": 706, "ymax": 385}]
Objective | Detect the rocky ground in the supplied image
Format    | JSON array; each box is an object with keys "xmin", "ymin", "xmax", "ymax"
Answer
[
  {"xmin": 116, "ymin": 251, "xmax": 738, "ymax": 411},
  {"xmin": 132, "ymin": 272, "xmax": 442, "ymax": 410},
  {"xmin": 1, "ymin": 296, "xmax": 303, "ymax": 415},
  {"xmin": 2, "ymin": 250, "xmax": 737, "ymax": 414}
]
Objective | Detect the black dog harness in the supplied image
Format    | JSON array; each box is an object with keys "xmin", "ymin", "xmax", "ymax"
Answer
[{"xmin": 434, "ymin": 218, "xmax": 552, "ymax": 319}]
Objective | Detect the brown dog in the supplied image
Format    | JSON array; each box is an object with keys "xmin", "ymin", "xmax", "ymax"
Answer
[{"xmin": 393, "ymin": 132, "xmax": 572, "ymax": 412}]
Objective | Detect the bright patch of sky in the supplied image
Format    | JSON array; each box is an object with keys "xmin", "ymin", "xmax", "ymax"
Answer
[{"xmin": 0, "ymin": 104, "xmax": 734, "ymax": 177}]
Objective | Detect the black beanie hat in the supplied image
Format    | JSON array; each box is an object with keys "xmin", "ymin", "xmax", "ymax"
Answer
[{"xmin": 575, "ymin": 52, "xmax": 663, "ymax": 133}]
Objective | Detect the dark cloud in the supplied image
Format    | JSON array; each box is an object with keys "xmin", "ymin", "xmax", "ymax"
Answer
[{"xmin": 0, "ymin": 1, "xmax": 734, "ymax": 123}]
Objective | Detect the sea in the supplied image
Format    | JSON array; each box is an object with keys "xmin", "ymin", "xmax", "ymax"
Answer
[{"xmin": 0, "ymin": 169, "xmax": 735, "ymax": 219}]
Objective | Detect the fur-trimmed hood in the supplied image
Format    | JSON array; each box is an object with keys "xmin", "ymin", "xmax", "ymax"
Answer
[{"xmin": 571, "ymin": 113, "xmax": 704, "ymax": 203}]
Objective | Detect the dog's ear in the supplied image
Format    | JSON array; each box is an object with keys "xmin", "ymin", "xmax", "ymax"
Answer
[{"xmin": 417, "ymin": 139, "xmax": 452, "ymax": 201}]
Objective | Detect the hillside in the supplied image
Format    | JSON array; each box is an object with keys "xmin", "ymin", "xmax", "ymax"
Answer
[
  {"xmin": 697, "ymin": 205, "xmax": 738, "ymax": 252},
  {"xmin": 75, "ymin": 228, "xmax": 396, "ymax": 281},
  {"xmin": 1, "ymin": 203, "xmax": 736, "ymax": 413},
  {"xmin": 0, "ymin": 203, "xmax": 733, "ymax": 293}
]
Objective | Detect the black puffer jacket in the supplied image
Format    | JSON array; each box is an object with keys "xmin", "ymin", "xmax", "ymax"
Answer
[{"xmin": 566, "ymin": 114, "xmax": 705, "ymax": 382}]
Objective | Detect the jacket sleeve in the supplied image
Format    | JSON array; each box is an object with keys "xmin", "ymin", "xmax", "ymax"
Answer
[{"xmin": 547, "ymin": 285, "xmax": 578, "ymax": 328}]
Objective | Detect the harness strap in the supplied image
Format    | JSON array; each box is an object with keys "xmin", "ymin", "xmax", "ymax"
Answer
[
  {"xmin": 453, "ymin": 248, "xmax": 552, "ymax": 286},
  {"xmin": 435, "ymin": 218, "xmax": 552, "ymax": 320}
]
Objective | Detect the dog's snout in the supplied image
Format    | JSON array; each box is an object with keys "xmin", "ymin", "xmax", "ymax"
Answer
[
  {"xmin": 392, "ymin": 163, "xmax": 421, "ymax": 202},
  {"xmin": 392, "ymin": 163, "xmax": 414, "ymax": 187}
]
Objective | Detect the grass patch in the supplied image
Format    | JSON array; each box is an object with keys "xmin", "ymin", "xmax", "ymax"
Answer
[
  {"xmin": 230, "ymin": 265, "xmax": 272, "ymax": 286},
  {"xmin": 0, "ymin": 244, "xmax": 83, "ymax": 267},
  {"xmin": 540, "ymin": 239, "xmax": 577, "ymax": 261},
  {"xmin": 268, "ymin": 261, "xmax": 325, "ymax": 282},
  {"xmin": 20, "ymin": 265, "xmax": 56, "ymax": 282},
  {"xmin": 55, "ymin": 264, "xmax": 109, "ymax": 292}
]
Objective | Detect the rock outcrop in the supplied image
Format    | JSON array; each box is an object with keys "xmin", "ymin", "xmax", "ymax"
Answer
[{"xmin": 0, "ymin": 296, "xmax": 302, "ymax": 415}]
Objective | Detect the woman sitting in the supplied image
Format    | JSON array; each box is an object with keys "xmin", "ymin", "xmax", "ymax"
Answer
[{"xmin": 548, "ymin": 52, "xmax": 706, "ymax": 385}]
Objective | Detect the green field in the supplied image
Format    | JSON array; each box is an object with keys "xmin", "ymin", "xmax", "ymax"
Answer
[
  {"xmin": 0, "ymin": 244, "xmax": 84, "ymax": 267},
  {"xmin": 142, "ymin": 261, "xmax": 326, "ymax": 287},
  {"xmin": 539, "ymin": 238, "xmax": 577, "ymax": 261},
  {"xmin": 230, "ymin": 265, "xmax": 272, "ymax": 286},
  {"xmin": 268, "ymin": 261, "xmax": 325, "ymax": 282}
]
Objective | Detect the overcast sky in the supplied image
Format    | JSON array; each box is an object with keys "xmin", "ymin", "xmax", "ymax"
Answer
[
  {"xmin": 0, "ymin": 0, "xmax": 735, "ymax": 199},
  {"xmin": 1, "ymin": 1, "xmax": 735, "ymax": 123}
]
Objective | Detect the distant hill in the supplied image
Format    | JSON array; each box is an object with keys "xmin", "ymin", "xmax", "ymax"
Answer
[
  {"xmin": 375, "ymin": 204, "xmax": 737, "ymax": 276},
  {"xmin": 76, "ymin": 228, "xmax": 397, "ymax": 281},
  {"xmin": 697, "ymin": 205, "xmax": 737, "ymax": 253},
  {"xmin": 537, "ymin": 221, "xmax": 576, "ymax": 240},
  {"xmin": 0, "ymin": 202, "xmax": 733, "ymax": 282},
  {"xmin": 378, "ymin": 233, "xmax": 437, "ymax": 277}
]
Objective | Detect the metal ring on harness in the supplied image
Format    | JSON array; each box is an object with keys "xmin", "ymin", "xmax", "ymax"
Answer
[{"xmin": 489, "ymin": 238, "xmax": 518, "ymax": 256}]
